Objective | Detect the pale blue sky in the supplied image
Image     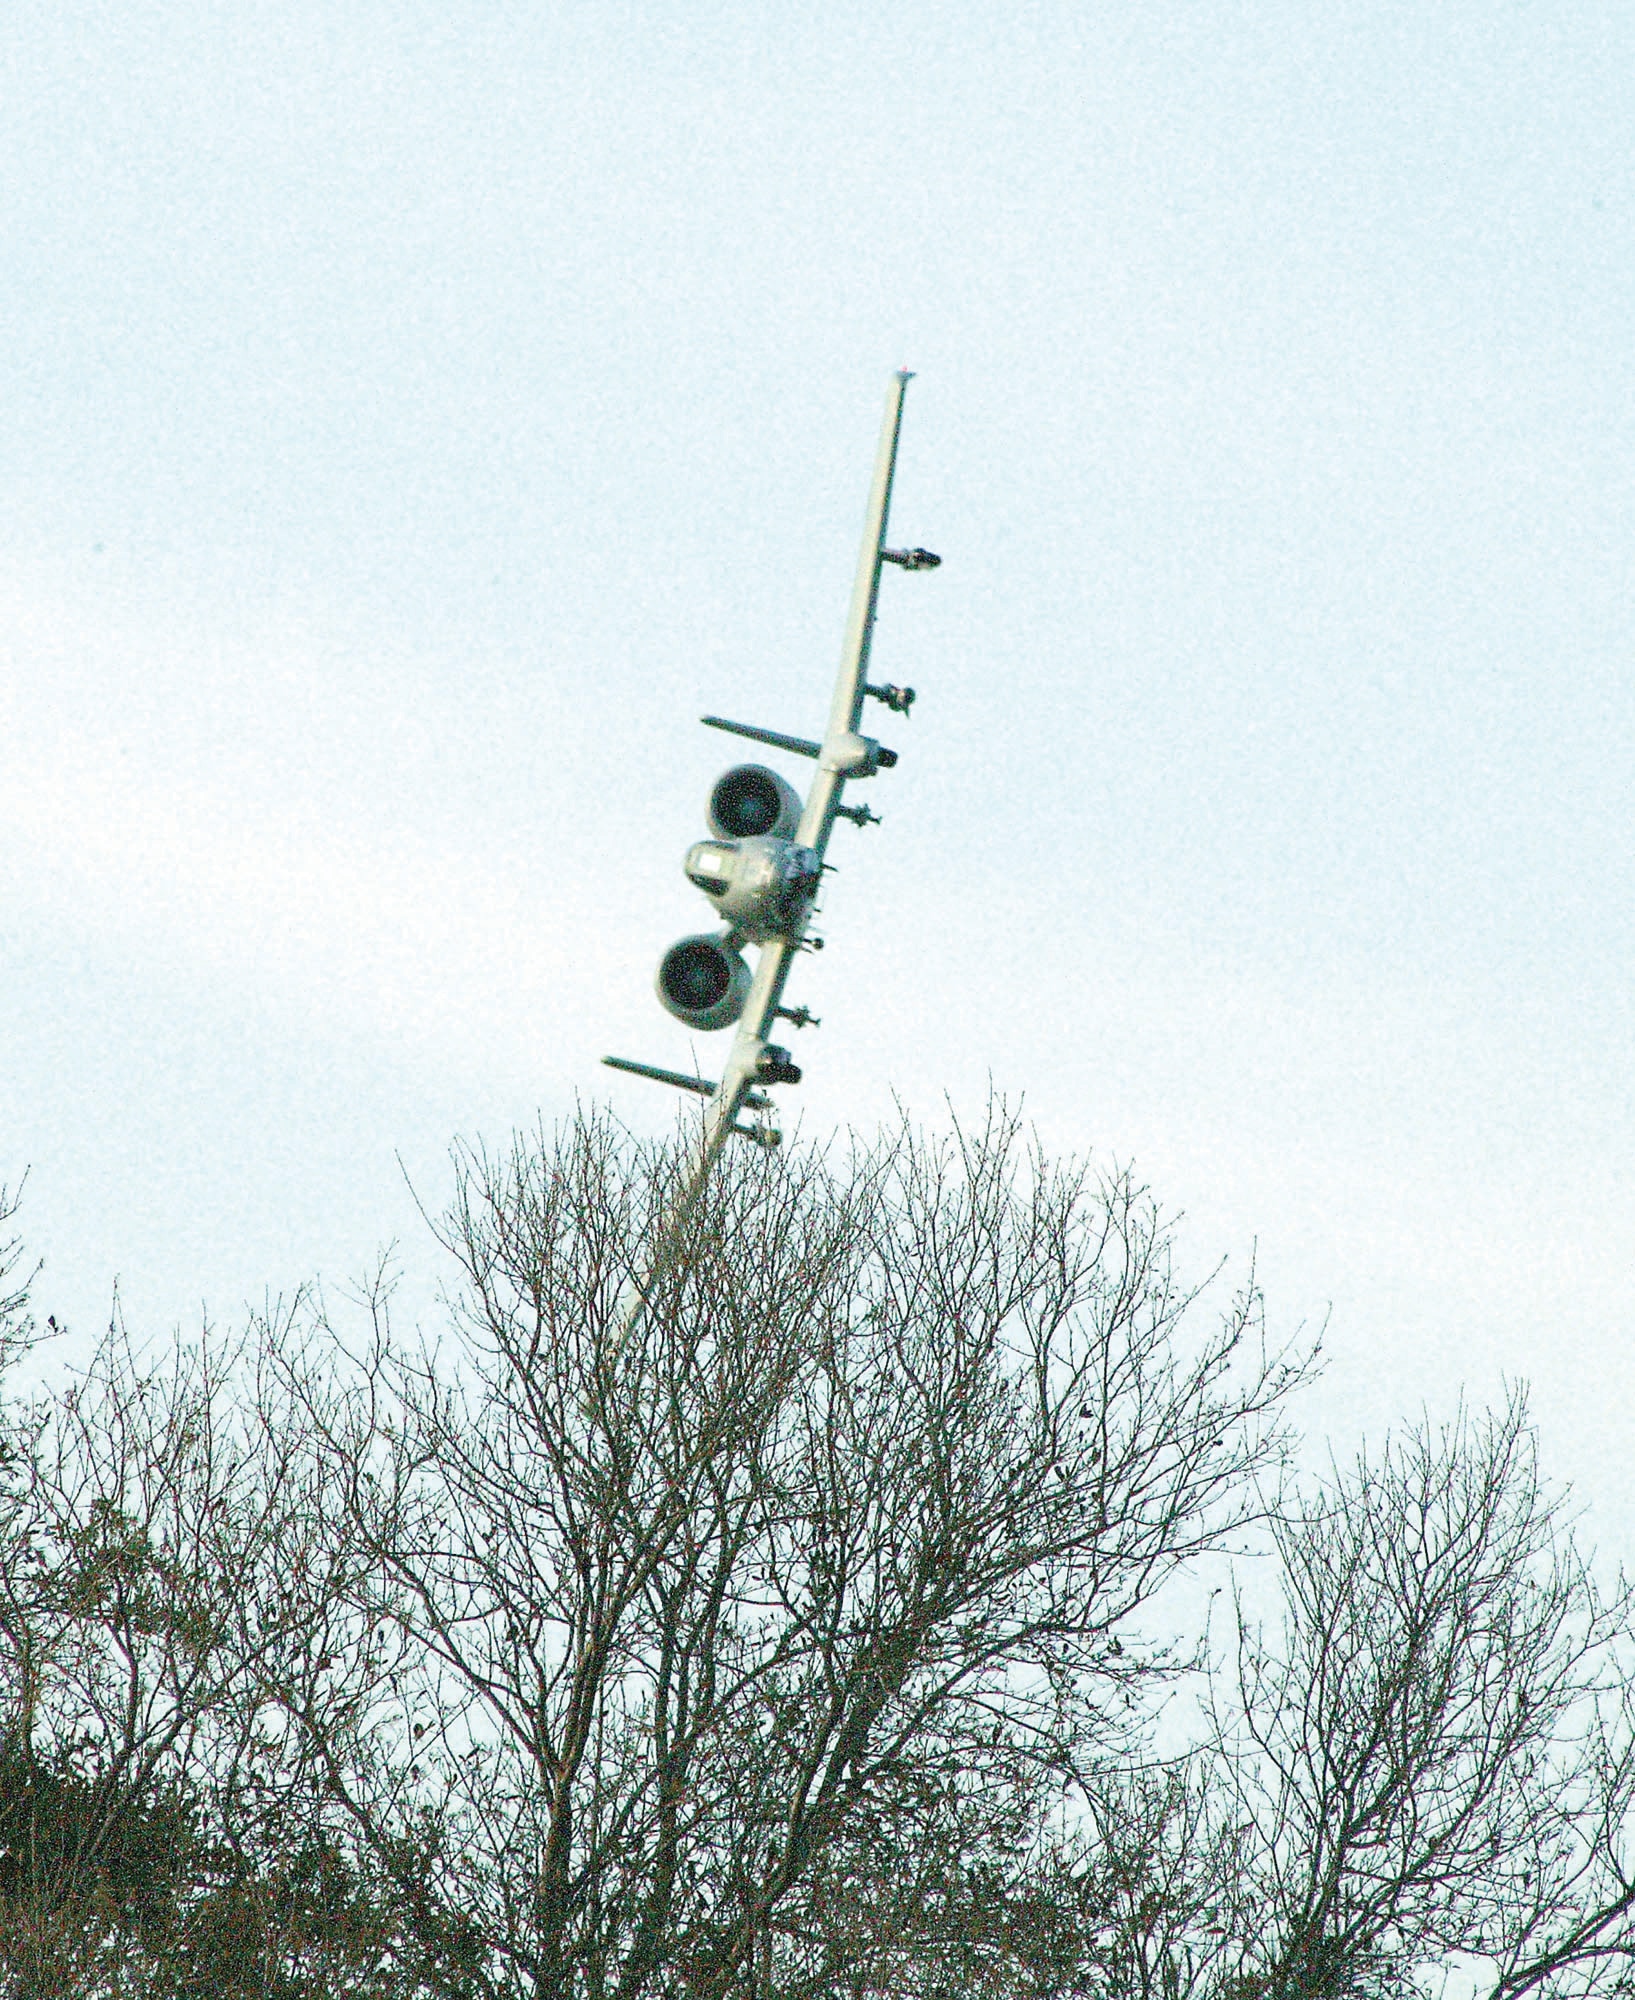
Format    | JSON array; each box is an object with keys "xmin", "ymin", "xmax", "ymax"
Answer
[{"xmin": 4, "ymin": 2, "xmax": 1632, "ymax": 1519}]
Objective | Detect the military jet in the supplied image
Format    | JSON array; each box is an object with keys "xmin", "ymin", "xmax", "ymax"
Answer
[{"xmin": 603, "ymin": 370, "xmax": 938, "ymax": 1305}]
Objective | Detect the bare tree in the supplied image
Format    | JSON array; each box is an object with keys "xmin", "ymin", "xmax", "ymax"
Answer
[
  {"xmin": 0, "ymin": 1183, "xmax": 36, "ymax": 1366},
  {"xmin": 9, "ymin": 1134, "xmax": 1635, "ymax": 2000},
  {"xmin": 0, "ymin": 1285, "xmax": 409, "ymax": 1996},
  {"xmin": 265, "ymin": 1104, "xmax": 1304, "ymax": 2000},
  {"xmin": 1204, "ymin": 1396, "xmax": 1635, "ymax": 2000}
]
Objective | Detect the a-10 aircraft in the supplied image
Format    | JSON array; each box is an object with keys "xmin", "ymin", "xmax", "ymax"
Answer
[{"xmin": 602, "ymin": 370, "xmax": 938, "ymax": 1264}]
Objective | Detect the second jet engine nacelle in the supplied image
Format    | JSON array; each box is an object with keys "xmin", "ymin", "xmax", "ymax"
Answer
[
  {"xmin": 684, "ymin": 835, "xmax": 821, "ymax": 940},
  {"xmin": 708, "ymin": 763, "xmax": 802, "ymax": 841},
  {"xmin": 656, "ymin": 933, "xmax": 752, "ymax": 1030}
]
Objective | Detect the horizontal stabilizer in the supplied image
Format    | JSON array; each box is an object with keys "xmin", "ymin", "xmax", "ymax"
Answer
[
  {"xmin": 701, "ymin": 716, "xmax": 821, "ymax": 759},
  {"xmin": 603, "ymin": 1055, "xmax": 770, "ymax": 1111}
]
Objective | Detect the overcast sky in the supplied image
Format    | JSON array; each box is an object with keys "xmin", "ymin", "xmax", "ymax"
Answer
[{"xmin": 3, "ymin": 1, "xmax": 1631, "ymax": 1529}]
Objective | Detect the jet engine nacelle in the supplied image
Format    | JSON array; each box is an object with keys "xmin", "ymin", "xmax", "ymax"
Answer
[
  {"xmin": 655, "ymin": 933, "xmax": 753, "ymax": 1030},
  {"xmin": 684, "ymin": 835, "xmax": 821, "ymax": 940},
  {"xmin": 708, "ymin": 763, "xmax": 802, "ymax": 841}
]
